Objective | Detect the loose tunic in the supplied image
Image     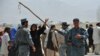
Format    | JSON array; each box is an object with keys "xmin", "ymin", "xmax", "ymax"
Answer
[
  {"xmin": 30, "ymin": 25, "xmax": 46, "ymax": 56},
  {"xmin": 44, "ymin": 29, "xmax": 62, "ymax": 56},
  {"xmin": 93, "ymin": 26, "xmax": 100, "ymax": 54},
  {"xmin": 67, "ymin": 28, "xmax": 88, "ymax": 56},
  {"xmin": 0, "ymin": 32, "xmax": 10, "ymax": 56}
]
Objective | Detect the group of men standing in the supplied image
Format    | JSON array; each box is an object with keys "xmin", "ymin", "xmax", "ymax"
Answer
[
  {"xmin": 0, "ymin": 17, "xmax": 100, "ymax": 56},
  {"xmin": 85, "ymin": 22, "xmax": 100, "ymax": 55},
  {"xmin": 12, "ymin": 18, "xmax": 100, "ymax": 56}
]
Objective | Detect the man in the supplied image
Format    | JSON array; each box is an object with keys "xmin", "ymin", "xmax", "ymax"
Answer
[
  {"xmin": 67, "ymin": 18, "xmax": 88, "ymax": 56},
  {"xmin": 87, "ymin": 24, "xmax": 94, "ymax": 53},
  {"xmin": 93, "ymin": 22, "xmax": 100, "ymax": 55},
  {"xmin": 55, "ymin": 22, "xmax": 69, "ymax": 56},
  {"xmin": 0, "ymin": 27, "xmax": 10, "ymax": 56},
  {"xmin": 15, "ymin": 18, "xmax": 35, "ymax": 56},
  {"xmin": 84, "ymin": 24, "xmax": 89, "ymax": 54},
  {"xmin": 29, "ymin": 19, "xmax": 48, "ymax": 56},
  {"xmin": 44, "ymin": 25, "xmax": 60, "ymax": 56}
]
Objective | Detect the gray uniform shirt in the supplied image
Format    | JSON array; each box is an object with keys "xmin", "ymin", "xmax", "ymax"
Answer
[
  {"xmin": 15, "ymin": 28, "xmax": 34, "ymax": 56},
  {"xmin": 15, "ymin": 28, "xmax": 34, "ymax": 46}
]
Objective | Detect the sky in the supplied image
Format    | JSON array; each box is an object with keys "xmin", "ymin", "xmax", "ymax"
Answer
[{"xmin": 0, "ymin": 0, "xmax": 100, "ymax": 25}]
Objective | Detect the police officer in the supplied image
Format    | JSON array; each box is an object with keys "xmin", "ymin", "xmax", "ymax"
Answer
[{"xmin": 15, "ymin": 18, "xmax": 35, "ymax": 56}]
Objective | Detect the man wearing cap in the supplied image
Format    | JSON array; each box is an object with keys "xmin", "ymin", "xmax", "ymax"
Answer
[
  {"xmin": 15, "ymin": 18, "xmax": 35, "ymax": 56},
  {"xmin": 67, "ymin": 18, "xmax": 88, "ymax": 56},
  {"xmin": 55, "ymin": 22, "xmax": 70, "ymax": 56}
]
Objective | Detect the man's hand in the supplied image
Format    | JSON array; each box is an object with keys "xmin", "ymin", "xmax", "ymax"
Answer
[
  {"xmin": 45, "ymin": 19, "xmax": 49, "ymax": 23},
  {"xmin": 75, "ymin": 34, "xmax": 81, "ymax": 39},
  {"xmin": 44, "ymin": 18, "xmax": 49, "ymax": 26},
  {"xmin": 54, "ymin": 29, "xmax": 58, "ymax": 31},
  {"xmin": 32, "ymin": 46, "xmax": 36, "ymax": 52},
  {"xmin": 67, "ymin": 42, "xmax": 72, "ymax": 46}
]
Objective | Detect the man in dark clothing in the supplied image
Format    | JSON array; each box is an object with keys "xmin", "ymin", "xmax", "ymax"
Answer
[
  {"xmin": 30, "ymin": 19, "xmax": 48, "ymax": 56},
  {"xmin": 87, "ymin": 24, "xmax": 95, "ymax": 52}
]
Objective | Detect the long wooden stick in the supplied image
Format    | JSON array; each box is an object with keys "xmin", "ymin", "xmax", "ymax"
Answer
[
  {"xmin": 19, "ymin": 2, "xmax": 60, "ymax": 55},
  {"xmin": 19, "ymin": 2, "xmax": 49, "ymax": 27}
]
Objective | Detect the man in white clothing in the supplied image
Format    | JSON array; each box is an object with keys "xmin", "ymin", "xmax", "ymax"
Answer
[
  {"xmin": 0, "ymin": 27, "xmax": 10, "ymax": 56},
  {"xmin": 93, "ymin": 23, "xmax": 100, "ymax": 55}
]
